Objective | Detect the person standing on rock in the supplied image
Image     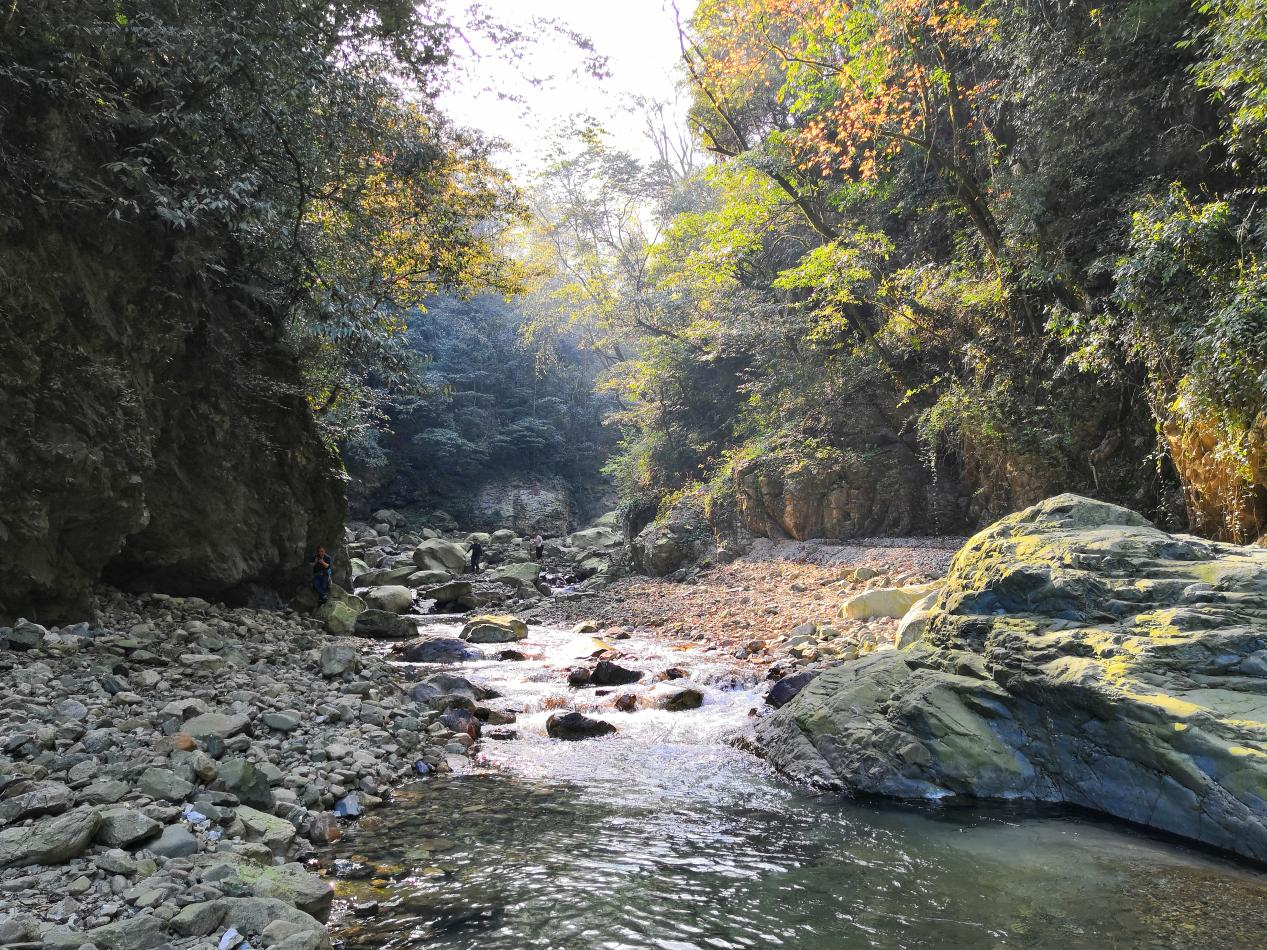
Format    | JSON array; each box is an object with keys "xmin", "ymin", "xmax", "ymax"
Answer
[
  {"xmin": 532, "ymin": 532, "xmax": 544, "ymax": 561},
  {"xmin": 311, "ymin": 546, "xmax": 333, "ymax": 605},
  {"xmin": 470, "ymin": 539, "xmax": 484, "ymax": 574}
]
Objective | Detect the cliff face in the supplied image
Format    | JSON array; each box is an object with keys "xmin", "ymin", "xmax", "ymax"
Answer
[{"xmin": 0, "ymin": 221, "xmax": 345, "ymax": 624}]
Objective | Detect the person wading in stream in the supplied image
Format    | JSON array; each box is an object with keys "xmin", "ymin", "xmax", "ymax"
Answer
[
  {"xmin": 310, "ymin": 546, "xmax": 333, "ymax": 605},
  {"xmin": 470, "ymin": 539, "xmax": 484, "ymax": 574}
]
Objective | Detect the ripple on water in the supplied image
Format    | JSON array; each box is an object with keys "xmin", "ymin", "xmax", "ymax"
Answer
[{"xmin": 332, "ymin": 625, "xmax": 1267, "ymax": 950}]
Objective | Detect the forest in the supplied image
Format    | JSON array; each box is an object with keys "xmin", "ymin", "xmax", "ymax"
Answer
[
  {"xmin": 4, "ymin": 2, "xmax": 1267, "ymax": 946},
  {"xmin": 519, "ymin": 0, "xmax": 1267, "ymax": 546}
]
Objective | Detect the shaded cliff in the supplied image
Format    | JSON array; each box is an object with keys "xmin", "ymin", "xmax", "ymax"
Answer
[{"xmin": 0, "ymin": 220, "xmax": 344, "ymax": 624}]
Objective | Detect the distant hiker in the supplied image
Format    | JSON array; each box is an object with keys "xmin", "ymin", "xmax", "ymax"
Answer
[
  {"xmin": 470, "ymin": 540, "xmax": 484, "ymax": 574},
  {"xmin": 310, "ymin": 546, "xmax": 333, "ymax": 605},
  {"xmin": 532, "ymin": 532, "xmax": 545, "ymax": 561}
]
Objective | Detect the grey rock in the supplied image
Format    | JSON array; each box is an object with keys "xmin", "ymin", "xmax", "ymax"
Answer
[
  {"xmin": 138, "ymin": 767, "xmax": 193, "ymax": 802},
  {"xmin": 182, "ymin": 712, "xmax": 250, "ymax": 742},
  {"xmin": 0, "ymin": 781, "xmax": 72, "ymax": 821},
  {"xmin": 318, "ymin": 645, "xmax": 358, "ymax": 677},
  {"xmin": 213, "ymin": 757, "xmax": 273, "ymax": 809},
  {"xmin": 0, "ymin": 805, "xmax": 99, "ymax": 868},
  {"xmin": 147, "ymin": 823, "xmax": 197, "ymax": 858},
  {"xmin": 42, "ymin": 912, "xmax": 167, "ymax": 950},
  {"xmin": 95, "ymin": 806, "xmax": 161, "ymax": 848},
  {"xmin": 354, "ymin": 609, "xmax": 416, "ymax": 640},
  {"xmin": 395, "ymin": 636, "xmax": 483, "ymax": 663}
]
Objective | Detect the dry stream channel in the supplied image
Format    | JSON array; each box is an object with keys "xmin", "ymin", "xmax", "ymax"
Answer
[{"xmin": 327, "ymin": 623, "xmax": 1267, "ymax": 949}]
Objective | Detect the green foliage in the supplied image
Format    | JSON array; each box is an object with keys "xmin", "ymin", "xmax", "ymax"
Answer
[
  {"xmin": 345, "ymin": 294, "xmax": 614, "ymax": 504},
  {"xmin": 0, "ymin": 0, "xmax": 523, "ymax": 444}
]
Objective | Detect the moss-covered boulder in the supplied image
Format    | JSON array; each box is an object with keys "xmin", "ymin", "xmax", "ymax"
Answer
[{"xmin": 758, "ymin": 493, "xmax": 1267, "ymax": 862}]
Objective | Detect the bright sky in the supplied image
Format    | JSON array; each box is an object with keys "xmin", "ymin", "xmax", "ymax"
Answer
[{"xmin": 440, "ymin": 0, "xmax": 697, "ymax": 174}]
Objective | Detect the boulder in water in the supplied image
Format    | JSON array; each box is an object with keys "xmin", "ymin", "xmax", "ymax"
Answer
[
  {"xmin": 546, "ymin": 711, "xmax": 617, "ymax": 740},
  {"xmin": 460, "ymin": 615, "xmax": 527, "ymax": 643},
  {"xmin": 661, "ymin": 687, "xmax": 704, "ymax": 711},
  {"xmin": 589, "ymin": 659, "xmax": 641, "ymax": 686},
  {"xmin": 395, "ymin": 636, "xmax": 484, "ymax": 663},
  {"xmin": 765, "ymin": 671, "xmax": 817, "ymax": 709},
  {"xmin": 758, "ymin": 493, "xmax": 1267, "ymax": 863}
]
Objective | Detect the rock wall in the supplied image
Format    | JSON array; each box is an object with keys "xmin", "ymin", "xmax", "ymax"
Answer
[
  {"xmin": 0, "ymin": 221, "xmax": 344, "ymax": 624},
  {"xmin": 469, "ymin": 477, "xmax": 578, "ymax": 536},
  {"xmin": 758, "ymin": 494, "xmax": 1267, "ymax": 862}
]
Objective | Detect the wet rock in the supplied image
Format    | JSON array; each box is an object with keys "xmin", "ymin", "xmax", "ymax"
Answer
[
  {"xmin": 0, "ymin": 805, "xmax": 99, "ymax": 867},
  {"xmin": 498, "ymin": 649, "xmax": 527, "ymax": 661},
  {"xmin": 590, "ymin": 660, "xmax": 641, "ymax": 687},
  {"xmin": 395, "ymin": 636, "xmax": 483, "ymax": 663},
  {"xmin": 459, "ymin": 615, "xmax": 527, "ymax": 643},
  {"xmin": 765, "ymin": 671, "xmax": 818, "ymax": 709},
  {"xmin": 439, "ymin": 708, "xmax": 481, "ymax": 739},
  {"xmin": 546, "ymin": 711, "xmax": 617, "ymax": 741},
  {"xmin": 662, "ymin": 687, "xmax": 704, "ymax": 711},
  {"xmin": 613, "ymin": 694, "xmax": 638, "ymax": 712}
]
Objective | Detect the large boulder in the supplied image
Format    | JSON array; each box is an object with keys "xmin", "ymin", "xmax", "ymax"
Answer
[
  {"xmin": 315, "ymin": 599, "xmax": 358, "ymax": 636},
  {"xmin": 758, "ymin": 494, "xmax": 1267, "ymax": 863},
  {"xmin": 352, "ymin": 564, "xmax": 416, "ymax": 588},
  {"xmin": 394, "ymin": 636, "xmax": 484, "ymax": 663},
  {"xmin": 363, "ymin": 584, "xmax": 414, "ymax": 613},
  {"xmin": 459, "ymin": 615, "xmax": 527, "ymax": 643},
  {"xmin": 0, "ymin": 806, "xmax": 99, "ymax": 868},
  {"xmin": 569, "ymin": 526, "xmax": 622, "ymax": 551},
  {"xmin": 841, "ymin": 582, "xmax": 942, "ymax": 620},
  {"xmin": 417, "ymin": 580, "xmax": 472, "ymax": 605},
  {"xmin": 412, "ymin": 539, "xmax": 469, "ymax": 573},
  {"xmin": 546, "ymin": 711, "xmax": 617, "ymax": 740},
  {"xmin": 488, "ymin": 562, "xmax": 541, "ymax": 589},
  {"xmin": 354, "ymin": 609, "xmax": 416, "ymax": 639}
]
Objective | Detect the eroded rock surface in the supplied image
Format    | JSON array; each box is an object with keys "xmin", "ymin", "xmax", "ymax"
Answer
[{"xmin": 759, "ymin": 493, "xmax": 1267, "ymax": 861}]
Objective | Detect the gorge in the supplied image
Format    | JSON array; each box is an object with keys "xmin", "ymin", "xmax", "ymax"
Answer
[{"xmin": 3, "ymin": 0, "xmax": 1267, "ymax": 947}]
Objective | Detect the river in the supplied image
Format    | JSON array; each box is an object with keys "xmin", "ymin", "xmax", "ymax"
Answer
[{"xmin": 326, "ymin": 623, "xmax": 1267, "ymax": 949}]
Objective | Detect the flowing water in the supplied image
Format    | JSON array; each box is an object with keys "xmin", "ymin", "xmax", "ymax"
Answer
[{"xmin": 328, "ymin": 624, "xmax": 1267, "ymax": 949}]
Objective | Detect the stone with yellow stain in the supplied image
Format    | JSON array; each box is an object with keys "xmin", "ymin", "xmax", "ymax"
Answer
[{"xmin": 759, "ymin": 493, "xmax": 1267, "ymax": 863}]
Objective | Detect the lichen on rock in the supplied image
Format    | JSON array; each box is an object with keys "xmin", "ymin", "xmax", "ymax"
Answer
[{"xmin": 758, "ymin": 493, "xmax": 1267, "ymax": 861}]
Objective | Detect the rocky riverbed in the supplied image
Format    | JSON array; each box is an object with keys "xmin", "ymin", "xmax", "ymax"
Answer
[{"xmin": 0, "ymin": 590, "xmax": 481, "ymax": 949}]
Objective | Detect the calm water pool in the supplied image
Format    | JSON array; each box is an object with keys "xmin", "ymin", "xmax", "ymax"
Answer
[{"xmin": 327, "ymin": 625, "xmax": 1267, "ymax": 949}]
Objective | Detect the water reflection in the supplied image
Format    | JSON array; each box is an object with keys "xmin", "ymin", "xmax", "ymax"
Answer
[{"xmin": 329, "ymin": 626, "xmax": 1267, "ymax": 949}]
